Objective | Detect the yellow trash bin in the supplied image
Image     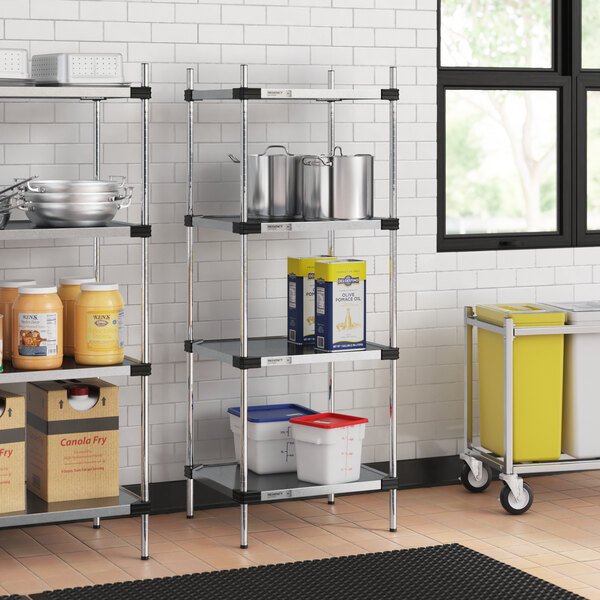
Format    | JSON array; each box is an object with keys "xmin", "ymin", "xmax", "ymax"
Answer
[{"xmin": 476, "ymin": 304, "xmax": 565, "ymax": 463}]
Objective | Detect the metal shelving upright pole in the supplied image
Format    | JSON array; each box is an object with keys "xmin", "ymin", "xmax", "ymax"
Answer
[
  {"xmin": 92, "ymin": 98, "xmax": 102, "ymax": 531},
  {"xmin": 140, "ymin": 62, "xmax": 151, "ymax": 560},
  {"xmin": 239, "ymin": 64, "xmax": 250, "ymax": 549},
  {"xmin": 388, "ymin": 66, "xmax": 398, "ymax": 533},
  {"xmin": 327, "ymin": 68, "xmax": 336, "ymax": 506},
  {"xmin": 186, "ymin": 67, "xmax": 195, "ymax": 519}
]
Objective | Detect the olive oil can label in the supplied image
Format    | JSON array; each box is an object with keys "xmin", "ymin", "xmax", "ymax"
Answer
[
  {"xmin": 86, "ymin": 309, "xmax": 124, "ymax": 350},
  {"xmin": 18, "ymin": 312, "xmax": 58, "ymax": 357}
]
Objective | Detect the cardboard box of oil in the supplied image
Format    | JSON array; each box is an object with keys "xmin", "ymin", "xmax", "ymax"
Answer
[
  {"xmin": 288, "ymin": 256, "xmax": 333, "ymax": 345},
  {"xmin": 0, "ymin": 389, "xmax": 25, "ymax": 513},
  {"xmin": 26, "ymin": 378, "xmax": 119, "ymax": 503},
  {"xmin": 314, "ymin": 259, "xmax": 366, "ymax": 352}
]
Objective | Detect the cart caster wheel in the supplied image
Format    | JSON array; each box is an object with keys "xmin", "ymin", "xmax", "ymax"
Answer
[
  {"xmin": 499, "ymin": 481, "xmax": 533, "ymax": 515},
  {"xmin": 460, "ymin": 462, "xmax": 492, "ymax": 493}
]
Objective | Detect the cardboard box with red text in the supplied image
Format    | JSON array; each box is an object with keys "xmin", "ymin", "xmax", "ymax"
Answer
[
  {"xmin": 26, "ymin": 379, "xmax": 119, "ymax": 503},
  {"xmin": 0, "ymin": 389, "xmax": 25, "ymax": 513}
]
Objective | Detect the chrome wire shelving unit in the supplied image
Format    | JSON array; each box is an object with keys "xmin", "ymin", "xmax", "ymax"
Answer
[
  {"xmin": 0, "ymin": 66, "xmax": 152, "ymax": 560},
  {"xmin": 184, "ymin": 65, "xmax": 400, "ymax": 548},
  {"xmin": 460, "ymin": 306, "xmax": 600, "ymax": 515}
]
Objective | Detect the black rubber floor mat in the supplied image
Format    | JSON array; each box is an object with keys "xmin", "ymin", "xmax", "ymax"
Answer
[{"xmin": 29, "ymin": 543, "xmax": 585, "ymax": 600}]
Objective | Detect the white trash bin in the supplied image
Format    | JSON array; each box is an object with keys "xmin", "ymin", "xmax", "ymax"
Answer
[
  {"xmin": 289, "ymin": 413, "xmax": 368, "ymax": 484},
  {"xmin": 544, "ymin": 301, "xmax": 600, "ymax": 458},
  {"xmin": 228, "ymin": 404, "xmax": 317, "ymax": 474}
]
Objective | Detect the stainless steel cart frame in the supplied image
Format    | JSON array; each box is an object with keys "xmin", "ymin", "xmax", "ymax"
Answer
[
  {"xmin": 461, "ymin": 305, "xmax": 600, "ymax": 514},
  {"xmin": 184, "ymin": 65, "xmax": 400, "ymax": 548}
]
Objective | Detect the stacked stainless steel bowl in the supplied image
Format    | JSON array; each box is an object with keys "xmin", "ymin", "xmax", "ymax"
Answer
[{"xmin": 17, "ymin": 178, "xmax": 132, "ymax": 227}]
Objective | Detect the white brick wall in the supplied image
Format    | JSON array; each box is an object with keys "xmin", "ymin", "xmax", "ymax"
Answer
[{"xmin": 0, "ymin": 0, "xmax": 586, "ymax": 486}]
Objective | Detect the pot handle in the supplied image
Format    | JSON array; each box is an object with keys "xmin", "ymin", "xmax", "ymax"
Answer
[
  {"xmin": 228, "ymin": 154, "xmax": 240, "ymax": 164},
  {"xmin": 109, "ymin": 175, "xmax": 126, "ymax": 188},
  {"xmin": 333, "ymin": 146, "xmax": 344, "ymax": 156},
  {"xmin": 14, "ymin": 194, "xmax": 31, "ymax": 211},
  {"xmin": 302, "ymin": 155, "xmax": 331, "ymax": 167},
  {"xmin": 115, "ymin": 186, "xmax": 133, "ymax": 209},
  {"xmin": 259, "ymin": 145, "xmax": 293, "ymax": 157}
]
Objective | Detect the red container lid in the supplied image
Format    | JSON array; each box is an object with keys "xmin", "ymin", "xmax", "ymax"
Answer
[
  {"xmin": 69, "ymin": 386, "xmax": 89, "ymax": 397},
  {"xmin": 289, "ymin": 412, "xmax": 368, "ymax": 429}
]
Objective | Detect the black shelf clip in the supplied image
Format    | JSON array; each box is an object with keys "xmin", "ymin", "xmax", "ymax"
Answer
[
  {"xmin": 184, "ymin": 214, "xmax": 194, "ymax": 227},
  {"xmin": 380, "ymin": 218, "xmax": 400, "ymax": 231},
  {"xmin": 381, "ymin": 476, "xmax": 399, "ymax": 491},
  {"xmin": 130, "ymin": 225, "xmax": 152, "ymax": 238},
  {"xmin": 381, "ymin": 88, "xmax": 399, "ymax": 101},
  {"xmin": 232, "ymin": 221, "xmax": 262, "ymax": 235},
  {"xmin": 232, "ymin": 355, "xmax": 262, "ymax": 370},
  {"xmin": 381, "ymin": 348, "xmax": 400, "ymax": 361},
  {"xmin": 233, "ymin": 488, "xmax": 262, "ymax": 504},
  {"xmin": 184, "ymin": 340, "xmax": 194, "ymax": 353},
  {"xmin": 130, "ymin": 362, "xmax": 152, "ymax": 377},
  {"xmin": 232, "ymin": 87, "xmax": 262, "ymax": 100},
  {"xmin": 130, "ymin": 86, "xmax": 152, "ymax": 100},
  {"xmin": 130, "ymin": 500, "xmax": 152, "ymax": 516}
]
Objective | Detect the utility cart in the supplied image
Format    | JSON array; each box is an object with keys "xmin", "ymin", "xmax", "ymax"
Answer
[
  {"xmin": 184, "ymin": 65, "xmax": 400, "ymax": 548},
  {"xmin": 461, "ymin": 305, "xmax": 600, "ymax": 515}
]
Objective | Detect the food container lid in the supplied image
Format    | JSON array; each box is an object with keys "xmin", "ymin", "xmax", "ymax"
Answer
[
  {"xmin": 541, "ymin": 301, "xmax": 600, "ymax": 324},
  {"xmin": 18, "ymin": 286, "xmax": 57, "ymax": 295},
  {"xmin": 69, "ymin": 386, "xmax": 89, "ymax": 397},
  {"xmin": 227, "ymin": 404, "xmax": 318, "ymax": 423},
  {"xmin": 59, "ymin": 277, "xmax": 96, "ymax": 286},
  {"xmin": 0, "ymin": 280, "xmax": 36, "ymax": 288},
  {"xmin": 289, "ymin": 412, "xmax": 368, "ymax": 429},
  {"xmin": 81, "ymin": 283, "xmax": 119, "ymax": 292}
]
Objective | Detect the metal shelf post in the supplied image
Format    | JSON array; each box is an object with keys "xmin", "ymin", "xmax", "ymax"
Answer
[
  {"xmin": 140, "ymin": 62, "xmax": 151, "ymax": 560},
  {"xmin": 239, "ymin": 64, "xmax": 250, "ymax": 549},
  {"xmin": 388, "ymin": 66, "xmax": 398, "ymax": 533},
  {"xmin": 327, "ymin": 68, "xmax": 336, "ymax": 506},
  {"xmin": 186, "ymin": 68, "xmax": 195, "ymax": 520}
]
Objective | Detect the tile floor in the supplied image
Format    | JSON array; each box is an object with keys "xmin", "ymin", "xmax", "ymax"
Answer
[{"xmin": 4, "ymin": 473, "xmax": 600, "ymax": 598}]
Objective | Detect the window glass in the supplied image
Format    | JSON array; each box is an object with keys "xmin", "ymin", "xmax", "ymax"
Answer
[
  {"xmin": 587, "ymin": 92, "xmax": 600, "ymax": 230},
  {"xmin": 445, "ymin": 89, "xmax": 558, "ymax": 235},
  {"xmin": 582, "ymin": 0, "xmax": 600, "ymax": 69},
  {"xmin": 441, "ymin": 0, "xmax": 552, "ymax": 68}
]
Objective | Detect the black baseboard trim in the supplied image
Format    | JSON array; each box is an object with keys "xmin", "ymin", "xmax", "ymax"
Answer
[{"xmin": 125, "ymin": 455, "xmax": 464, "ymax": 515}]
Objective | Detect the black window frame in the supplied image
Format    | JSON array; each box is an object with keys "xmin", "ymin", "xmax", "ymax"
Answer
[{"xmin": 437, "ymin": 0, "xmax": 600, "ymax": 252}]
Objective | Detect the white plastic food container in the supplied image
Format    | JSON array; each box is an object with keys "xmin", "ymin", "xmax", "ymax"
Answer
[
  {"xmin": 290, "ymin": 412, "xmax": 368, "ymax": 484},
  {"xmin": 228, "ymin": 404, "xmax": 317, "ymax": 474},
  {"xmin": 32, "ymin": 53, "xmax": 124, "ymax": 85},
  {"xmin": 0, "ymin": 49, "xmax": 29, "ymax": 80},
  {"xmin": 543, "ymin": 301, "xmax": 600, "ymax": 458}
]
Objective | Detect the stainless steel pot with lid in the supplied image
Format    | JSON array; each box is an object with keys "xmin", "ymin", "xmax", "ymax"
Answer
[
  {"xmin": 331, "ymin": 146, "xmax": 373, "ymax": 220},
  {"xmin": 302, "ymin": 156, "xmax": 332, "ymax": 221},
  {"xmin": 229, "ymin": 145, "xmax": 300, "ymax": 219}
]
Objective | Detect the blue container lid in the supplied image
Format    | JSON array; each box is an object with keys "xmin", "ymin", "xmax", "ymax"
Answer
[{"xmin": 227, "ymin": 403, "xmax": 318, "ymax": 423}]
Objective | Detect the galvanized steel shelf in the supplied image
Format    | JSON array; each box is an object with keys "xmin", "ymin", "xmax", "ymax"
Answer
[
  {"xmin": 186, "ymin": 337, "xmax": 398, "ymax": 369},
  {"xmin": 0, "ymin": 220, "xmax": 150, "ymax": 240},
  {"xmin": 191, "ymin": 463, "xmax": 395, "ymax": 504},
  {"xmin": 460, "ymin": 307, "xmax": 600, "ymax": 516},
  {"xmin": 184, "ymin": 65, "xmax": 400, "ymax": 548},
  {"xmin": 0, "ymin": 85, "xmax": 150, "ymax": 100},
  {"xmin": 0, "ymin": 356, "xmax": 149, "ymax": 384},
  {"xmin": 0, "ymin": 488, "xmax": 148, "ymax": 529},
  {"xmin": 186, "ymin": 214, "xmax": 399, "ymax": 234},
  {"xmin": 0, "ymin": 69, "xmax": 151, "ymax": 559},
  {"xmin": 186, "ymin": 87, "xmax": 396, "ymax": 102}
]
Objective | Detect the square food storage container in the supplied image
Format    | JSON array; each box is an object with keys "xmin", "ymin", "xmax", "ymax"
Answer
[
  {"xmin": 0, "ymin": 49, "xmax": 29, "ymax": 80},
  {"xmin": 32, "ymin": 53, "xmax": 124, "ymax": 85},
  {"xmin": 228, "ymin": 404, "xmax": 317, "ymax": 474},
  {"xmin": 476, "ymin": 303, "xmax": 565, "ymax": 463},
  {"xmin": 289, "ymin": 412, "xmax": 368, "ymax": 484},
  {"xmin": 543, "ymin": 301, "xmax": 600, "ymax": 459}
]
